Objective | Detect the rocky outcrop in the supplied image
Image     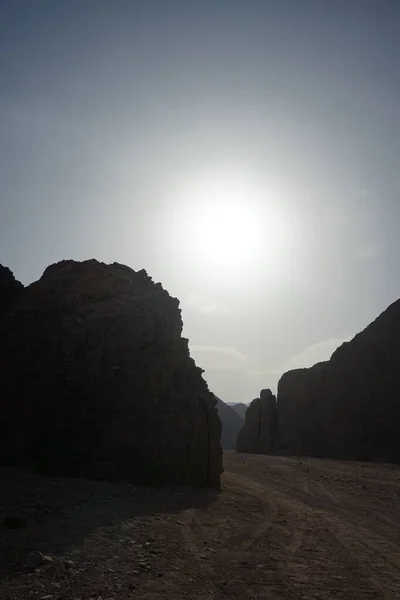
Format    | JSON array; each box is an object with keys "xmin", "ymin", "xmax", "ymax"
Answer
[
  {"xmin": 0, "ymin": 259, "xmax": 222, "ymax": 487},
  {"xmin": 274, "ymin": 362, "xmax": 327, "ymax": 455},
  {"xmin": 0, "ymin": 264, "xmax": 23, "ymax": 315},
  {"xmin": 236, "ymin": 389, "xmax": 276, "ymax": 454},
  {"xmin": 215, "ymin": 397, "xmax": 244, "ymax": 450},
  {"xmin": 275, "ymin": 299, "xmax": 400, "ymax": 462}
]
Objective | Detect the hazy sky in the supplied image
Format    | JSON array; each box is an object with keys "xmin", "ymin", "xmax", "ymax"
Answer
[{"xmin": 1, "ymin": 1, "xmax": 399, "ymax": 403}]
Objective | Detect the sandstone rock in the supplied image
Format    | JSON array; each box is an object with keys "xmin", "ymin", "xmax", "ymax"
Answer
[
  {"xmin": 0, "ymin": 264, "xmax": 23, "ymax": 315},
  {"xmin": 236, "ymin": 389, "xmax": 276, "ymax": 454},
  {"xmin": 0, "ymin": 259, "xmax": 222, "ymax": 487},
  {"xmin": 275, "ymin": 299, "xmax": 400, "ymax": 462},
  {"xmin": 275, "ymin": 362, "xmax": 327, "ymax": 455}
]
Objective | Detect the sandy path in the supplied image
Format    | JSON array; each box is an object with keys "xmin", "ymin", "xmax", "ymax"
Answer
[{"xmin": 1, "ymin": 453, "xmax": 400, "ymax": 599}]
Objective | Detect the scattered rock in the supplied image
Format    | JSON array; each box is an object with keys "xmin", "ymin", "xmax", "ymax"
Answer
[{"xmin": 40, "ymin": 555, "xmax": 54, "ymax": 563}]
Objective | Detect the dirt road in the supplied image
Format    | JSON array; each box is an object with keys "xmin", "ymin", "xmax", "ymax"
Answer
[{"xmin": 1, "ymin": 452, "xmax": 400, "ymax": 599}]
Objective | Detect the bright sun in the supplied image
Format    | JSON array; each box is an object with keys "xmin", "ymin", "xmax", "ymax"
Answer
[
  {"xmin": 188, "ymin": 176, "xmax": 264, "ymax": 266},
  {"xmin": 195, "ymin": 202, "xmax": 261, "ymax": 266},
  {"xmin": 177, "ymin": 170, "xmax": 291, "ymax": 269}
]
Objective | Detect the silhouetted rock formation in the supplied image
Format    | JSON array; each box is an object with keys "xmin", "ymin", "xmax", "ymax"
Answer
[
  {"xmin": 215, "ymin": 397, "xmax": 244, "ymax": 450},
  {"xmin": 300, "ymin": 299, "xmax": 400, "ymax": 461},
  {"xmin": 236, "ymin": 389, "xmax": 276, "ymax": 454},
  {"xmin": 228, "ymin": 402, "xmax": 249, "ymax": 420},
  {"xmin": 274, "ymin": 362, "xmax": 327, "ymax": 455},
  {"xmin": 0, "ymin": 264, "xmax": 23, "ymax": 315},
  {"xmin": 0, "ymin": 259, "xmax": 222, "ymax": 487},
  {"xmin": 238, "ymin": 299, "xmax": 400, "ymax": 463}
]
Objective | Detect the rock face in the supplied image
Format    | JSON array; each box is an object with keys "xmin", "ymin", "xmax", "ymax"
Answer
[
  {"xmin": 275, "ymin": 299, "xmax": 400, "ymax": 462},
  {"xmin": 0, "ymin": 264, "xmax": 23, "ymax": 315},
  {"xmin": 0, "ymin": 259, "xmax": 222, "ymax": 487},
  {"xmin": 215, "ymin": 397, "xmax": 244, "ymax": 450},
  {"xmin": 274, "ymin": 362, "xmax": 327, "ymax": 455},
  {"xmin": 241, "ymin": 299, "xmax": 400, "ymax": 463},
  {"xmin": 236, "ymin": 389, "xmax": 276, "ymax": 454}
]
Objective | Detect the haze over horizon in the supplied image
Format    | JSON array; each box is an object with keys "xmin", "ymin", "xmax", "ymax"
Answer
[{"xmin": 1, "ymin": 1, "xmax": 399, "ymax": 403}]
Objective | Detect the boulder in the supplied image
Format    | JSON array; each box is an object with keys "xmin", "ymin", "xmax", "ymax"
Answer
[
  {"xmin": 0, "ymin": 259, "xmax": 222, "ymax": 487},
  {"xmin": 236, "ymin": 389, "xmax": 276, "ymax": 454}
]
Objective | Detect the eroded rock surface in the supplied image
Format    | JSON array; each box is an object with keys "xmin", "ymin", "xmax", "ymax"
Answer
[
  {"xmin": 240, "ymin": 299, "xmax": 400, "ymax": 462},
  {"xmin": 236, "ymin": 389, "xmax": 276, "ymax": 454},
  {"xmin": 0, "ymin": 264, "xmax": 23, "ymax": 315},
  {"xmin": 0, "ymin": 259, "xmax": 222, "ymax": 486},
  {"xmin": 274, "ymin": 362, "xmax": 327, "ymax": 456},
  {"xmin": 275, "ymin": 300, "xmax": 400, "ymax": 461},
  {"xmin": 309, "ymin": 300, "xmax": 400, "ymax": 461}
]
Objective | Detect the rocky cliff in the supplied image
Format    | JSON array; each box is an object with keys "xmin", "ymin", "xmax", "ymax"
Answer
[
  {"xmin": 236, "ymin": 389, "xmax": 276, "ymax": 454},
  {"xmin": 0, "ymin": 264, "xmax": 23, "ymax": 314},
  {"xmin": 237, "ymin": 299, "xmax": 400, "ymax": 463},
  {"xmin": 0, "ymin": 259, "xmax": 222, "ymax": 486},
  {"xmin": 274, "ymin": 362, "xmax": 327, "ymax": 455},
  {"xmin": 309, "ymin": 299, "xmax": 400, "ymax": 461}
]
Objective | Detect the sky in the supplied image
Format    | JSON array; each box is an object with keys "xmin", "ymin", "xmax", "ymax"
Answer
[{"xmin": 1, "ymin": 1, "xmax": 399, "ymax": 403}]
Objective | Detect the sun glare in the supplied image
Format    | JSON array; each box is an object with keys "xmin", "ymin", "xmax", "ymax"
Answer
[
  {"xmin": 195, "ymin": 202, "xmax": 261, "ymax": 266},
  {"xmin": 187, "ymin": 175, "xmax": 265, "ymax": 266},
  {"xmin": 176, "ymin": 170, "xmax": 293, "ymax": 270}
]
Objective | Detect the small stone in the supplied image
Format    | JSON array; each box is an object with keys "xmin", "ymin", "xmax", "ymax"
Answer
[
  {"xmin": 63, "ymin": 559, "xmax": 75, "ymax": 568},
  {"xmin": 41, "ymin": 554, "xmax": 54, "ymax": 563}
]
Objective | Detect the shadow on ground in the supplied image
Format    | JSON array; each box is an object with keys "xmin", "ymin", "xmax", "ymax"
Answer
[{"xmin": 0, "ymin": 466, "xmax": 219, "ymax": 576}]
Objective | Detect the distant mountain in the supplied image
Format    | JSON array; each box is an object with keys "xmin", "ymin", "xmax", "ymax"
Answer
[
  {"xmin": 215, "ymin": 397, "xmax": 245, "ymax": 450},
  {"xmin": 228, "ymin": 402, "xmax": 249, "ymax": 420}
]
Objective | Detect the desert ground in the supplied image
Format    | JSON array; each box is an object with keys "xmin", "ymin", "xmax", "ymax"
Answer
[{"xmin": 1, "ymin": 452, "xmax": 400, "ymax": 599}]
